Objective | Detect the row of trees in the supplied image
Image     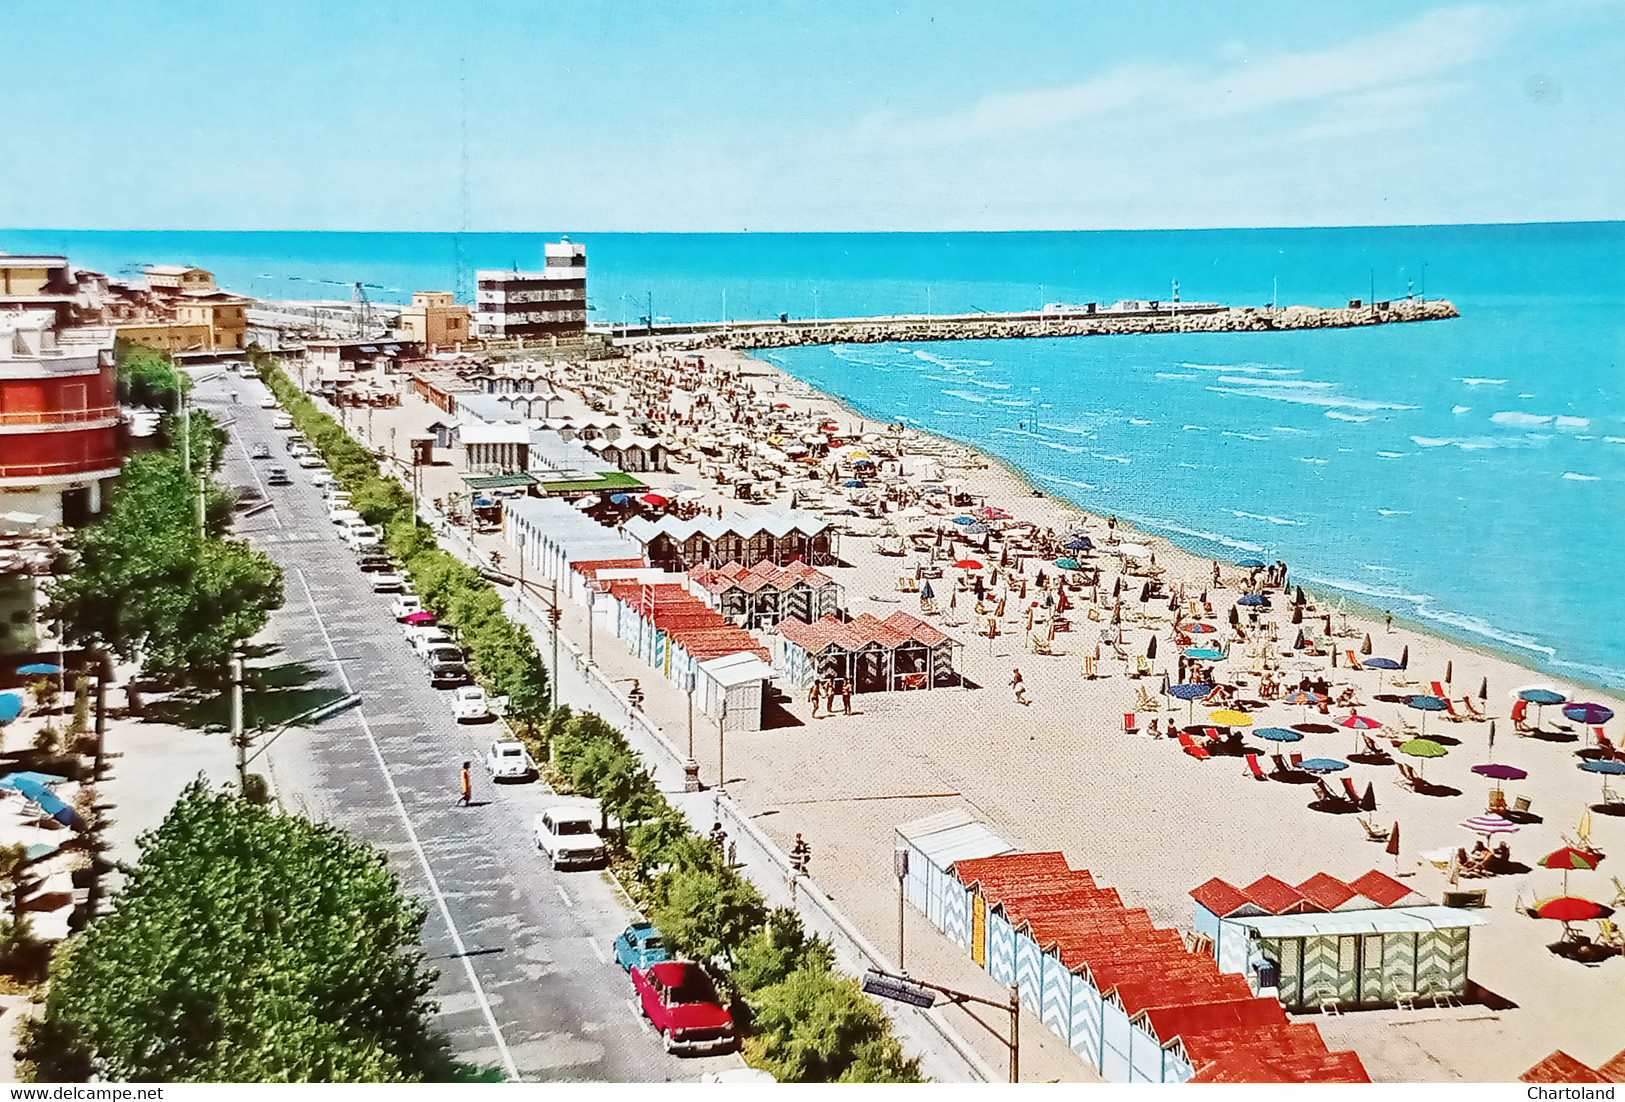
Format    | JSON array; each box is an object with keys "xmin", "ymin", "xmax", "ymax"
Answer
[
  {"xmin": 21, "ymin": 783, "xmax": 451, "ymax": 1082},
  {"xmin": 114, "ymin": 340, "xmax": 188, "ymax": 410},
  {"xmin": 542, "ymin": 708, "xmax": 922, "ymax": 1083},
  {"xmin": 255, "ymin": 356, "xmax": 551, "ymax": 731},
  {"xmin": 48, "ymin": 410, "xmax": 284, "ymax": 682},
  {"xmin": 258, "ymin": 353, "xmax": 918, "ymax": 1082}
]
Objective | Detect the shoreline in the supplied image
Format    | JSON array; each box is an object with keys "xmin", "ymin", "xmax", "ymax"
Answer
[{"xmin": 730, "ymin": 344, "xmax": 1616, "ymax": 699}]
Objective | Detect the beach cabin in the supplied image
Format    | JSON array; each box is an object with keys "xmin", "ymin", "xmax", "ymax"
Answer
[
  {"xmin": 893, "ymin": 835, "xmax": 1369, "ymax": 1083},
  {"xmin": 688, "ymin": 560, "xmax": 843, "ymax": 628},
  {"xmin": 770, "ymin": 612, "xmax": 960, "ymax": 692},
  {"xmin": 623, "ymin": 512, "xmax": 838, "ymax": 571},
  {"xmin": 1190, "ymin": 871, "xmax": 1482, "ymax": 1010}
]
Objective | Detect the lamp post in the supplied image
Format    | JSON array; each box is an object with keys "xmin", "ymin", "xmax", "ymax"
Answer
[
  {"xmin": 684, "ymin": 668, "xmax": 701, "ymax": 791},
  {"xmin": 231, "ymin": 648, "xmax": 246, "ymax": 788},
  {"xmin": 862, "ymin": 970, "xmax": 1020, "ymax": 1083}
]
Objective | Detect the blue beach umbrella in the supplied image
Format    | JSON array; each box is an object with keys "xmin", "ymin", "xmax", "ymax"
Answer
[
  {"xmin": 1299, "ymin": 757, "xmax": 1348, "ymax": 773},
  {"xmin": 15, "ymin": 663, "xmax": 60, "ymax": 676},
  {"xmin": 1580, "ymin": 758, "xmax": 1625, "ymax": 804},
  {"xmin": 610, "ymin": 493, "xmax": 630, "ymax": 504},
  {"xmin": 1167, "ymin": 681, "xmax": 1214, "ymax": 723},
  {"xmin": 924, "ymin": 484, "xmax": 948, "ymax": 494},
  {"xmin": 1519, "ymin": 687, "xmax": 1568, "ymax": 729},
  {"xmin": 1064, "ymin": 537, "xmax": 1094, "ymax": 551},
  {"xmin": 1054, "ymin": 557, "xmax": 1081, "ymax": 570},
  {"xmin": 1185, "ymin": 646, "xmax": 1225, "ymax": 660},
  {"xmin": 953, "ymin": 515, "xmax": 977, "ymax": 524},
  {"xmin": 963, "ymin": 522, "xmax": 989, "ymax": 535},
  {"xmin": 2, "ymin": 776, "xmax": 83, "ymax": 830},
  {"xmin": 1254, "ymin": 727, "xmax": 1305, "ymax": 743},
  {"xmin": 1407, "ymin": 693, "xmax": 1449, "ymax": 734},
  {"xmin": 919, "ymin": 580, "xmax": 935, "ymax": 601},
  {"xmin": 1564, "ymin": 703, "xmax": 1615, "ymax": 726},
  {"xmin": 1365, "ymin": 657, "xmax": 1401, "ymax": 669},
  {"xmin": 1236, "ymin": 592, "xmax": 1269, "ymax": 607},
  {"xmin": 0, "ymin": 690, "xmax": 23, "ymax": 723},
  {"xmin": 844, "ymin": 479, "xmax": 867, "ymax": 488},
  {"xmin": 0, "ymin": 772, "xmax": 67, "ymax": 789},
  {"xmin": 1237, "ymin": 558, "xmax": 1267, "ymax": 569}
]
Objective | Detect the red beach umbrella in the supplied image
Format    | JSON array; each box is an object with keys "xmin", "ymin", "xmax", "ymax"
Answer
[
  {"xmin": 640, "ymin": 492, "xmax": 669, "ymax": 506},
  {"xmin": 1340, "ymin": 714, "xmax": 1382, "ymax": 729},
  {"xmin": 1535, "ymin": 896, "xmax": 1612, "ymax": 923},
  {"xmin": 953, "ymin": 559, "xmax": 983, "ymax": 570},
  {"xmin": 1540, "ymin": 846, "xmax": 1604, "ymax": 893}
]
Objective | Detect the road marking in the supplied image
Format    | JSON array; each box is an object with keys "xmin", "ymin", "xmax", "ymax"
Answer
[
  {"xmin": 588, "ymin": 938, "xmax": 607, "ymax": 965},
  {"xmin": 554, "ymin": 883, "xmax": 573, "ymax": 908},
  {"xmin": 296, "ymin": 569, "xmax": 521, "ymax": 1082},
  {"xmin": 627, "ymin": 997, "xmax": 652, "ymax": 1034},
  {"xmin": 231, "ymin": 425, "xmax": 282, "ymax": 529}
]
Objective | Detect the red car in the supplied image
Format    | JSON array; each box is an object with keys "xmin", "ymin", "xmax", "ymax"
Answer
[{"xmin": 631, "ymin": 961, "xmax": 736, "ymax": 1054}]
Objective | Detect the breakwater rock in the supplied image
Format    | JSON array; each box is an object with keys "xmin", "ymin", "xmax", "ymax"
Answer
[{"xmin": 617, "ymin": 298, "xmax": 1459, "ymax": 352}]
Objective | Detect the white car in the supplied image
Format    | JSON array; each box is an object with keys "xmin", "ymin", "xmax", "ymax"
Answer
[
  {"xmin": 341, "ymin": 523, "xmax": 377, "ymax": 548},
  {"xmin": 456, "ymin": 686, "xmax": 494, "ymax": 724},
  {"xmin": 486, "ymin": 738, "xmax": 534, "ymax": 777},
  {"xmin": 296, "ymin": 453, "xmax": 324, "ymax": 469},
  {"xmin": 309, "ymin": 468, "xmax": 334, "ymax": 487},
  {"xmin": 390, "ymin": 593, "xmax": 423, "ymax": 621},
  {"xmin": 534, "ymin": 807, "xmax": 606, "ymax": 869},
  {"xmin": 272, "ymin": 413, "xmax": 293, "ymax": 431},
  {"xmin": 371, "ymin": 570, "xmax": 406, "ymax": 593},
  {"xmin": 408, "ymin": 626, "xmax": 453, "ymax": 657},
  {"xmin": 260, "ymin": 395, "xmax": 279, "ymax": 410}
]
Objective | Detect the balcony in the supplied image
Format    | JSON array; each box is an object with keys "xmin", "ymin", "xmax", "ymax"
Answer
[{"xmin": 0, "ymin": 406, "xmax": 121, "ymax": 427}]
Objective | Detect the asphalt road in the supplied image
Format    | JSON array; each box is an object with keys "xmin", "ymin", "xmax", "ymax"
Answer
[{"xmin": 206, "ymin": 372, "xmax": 741, "ymax": 1083}]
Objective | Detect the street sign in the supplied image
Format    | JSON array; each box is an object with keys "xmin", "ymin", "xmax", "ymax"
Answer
[{"xmin": 862, "ymin": 970, "xmax": 935, "ymax": 1009}]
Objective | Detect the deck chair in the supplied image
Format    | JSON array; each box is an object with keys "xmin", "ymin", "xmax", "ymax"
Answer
[
  {"xmin": 1030, "ymin": 633, "xmax": 1055, "ymax": 655},
  {"xmin": 1178, "ymin": 731, "xmax": 1211, "ymax": 760},
  {"xmin": 1431, "ymin": 680, "xmax": 1449, "ymax": 699},
  {"xmin": 1613, "ymin": 877, "xmax": 1625, "ymax": 908},
  {"xmin": 1340, "ymin": 776, "xmax": 1362, "ymax": 804},
  {"xmin": 1487, "ymin": 789, "xmax": 1508, "ymax": 814},
  {"xmin": 1357, "ymin": 816, "xmax": 1389, "ymax": 842},
  {"xmin": 1244, "ymin": 752, "xmax": 1267, "ymax": 780},
  {"xmin": 1461, "ymin": 696, "xmax": 1487, "ymax": 719},
  {"xmin": 1597, "ymin": 918, "xmax": 1625, "ymax": 949},
  {"xmin": 1312, "ymin": 778, "xmax": 1340, "ymax": 805},
  {"xmin": 1345, "ymin": 649, "xmax": 1365, "ymax": 670},
  {"xmin": 1134, "ymin": 685, "xmax": 1160, "ymax": 711},
  {"xmin": 1440, "ymin": 697, "xmax": 1468, "ymax": 722},
  {"xmin": 1397, "ymin": 763, "xmax": 1421, "ymax": 790},
  {"xmin": 1290, "ymin": 752, "xmax": 1305, "ymax": 769},
  {"xmin": 1123, "ymin": 712, "xmax": 1138, "ymax": 734},
  {"xmin": 1360, "ymin": 734, "xmax": 1395, "ymax": 763}
]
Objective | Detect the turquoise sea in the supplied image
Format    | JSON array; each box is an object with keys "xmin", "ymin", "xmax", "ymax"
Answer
[{"xmin": 5, "ymin": 224, "xmax": 1622, "ymax": 689}]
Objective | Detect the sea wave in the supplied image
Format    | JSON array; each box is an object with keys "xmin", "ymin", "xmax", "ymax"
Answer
[
  {"xmin": 1180, "ymin": 362, "xmax": 1298, "ymax": 375},
  {"xmin": 1376, "ymin": 509, "xmax": 1410, "ymax": 516},
  {"xmin": 1325, "ymin": 411, "xmax": 1372, "ymax": 423},
  {"xmin": 1409, "ymin": 435, "xmax": 1498, "ymax": 451},
  {"xmin": 1038, "ymin": 440, "xmax": 1087, "ymax": 453},
  {"xmin": 1232, "ymin": 510, "xmax": 1303, "ymax": 526},
  {"xmin": 1414, "ymin": 608, "xmax": 1557, "ymax": 659},
  {"xmin": 1091, "ymin": 453, "xmax": 1132, "ymax": 464},
  {"xmin": 989, "ymin": 398, "xmax": 1034, "ymax": 407},
  {"xmin": 1490, "ymin": 411, "xmax": 1554, "ymax": 428},
  {"xmin": 1452, "ymin": 405, "xmax": 1470, "ymax": 414},
  {"xmin": 1215, "ymin": 377, "xmax": 1337, "ymax": 390},
  {"xmin": 1460, "ymin": 377, "xmax": 1508, "ymax": 386},
  {"xmin": 1207, "ymin": 386, "xmax": 1416, "ymax": 412},
  {"xmin": 1222, "ymin": 431, "xmax": 1267, "ymax": 441},
  {"xmin": 1128, "ymin": 418, "xmax": 1154, "ymax": 425},
  {"xmin": 1182, "ymin": 424, "xmax": 1207, "ymax": 432},
  {"xmin": 940, "ymin": 389, "xmax": 988, "ymax": 404},
  {"xmin": 1272, "ymin": 426, "xmax": 1307, "ymax": 433},
  {"xmin": 1555, "ymin": 416, "xmax": 1591, "ymax": 431},
  {"xmin": 931, "ymin": 409, "xmax": 986, "ymax": 419},
  {"xmin": 1155, "ymin": 372, "xmax": 1199, "ymax": 380},
  {"xmin": 1606, "ymin": 437, "xmax": 1625, "ymax": 445},
  {"xmin": 912, "ymin": 349, "xmax": 992, "ymax": 369},
  {"xmin": 967, "ymin": 377, "xmax": 1014, "ymax": 390},
  {"xmin": 1131, "ymin": 517, "xmax": 1264, "ymax": 554},
  {"xmin": 1563, "ymin": 472, "xmax": 1599, "ymax": 481},
  {"xmin": 1550, "ymin": 657, "xmax": 1625, "ymax": 690},
  {"xmin": 1299, "ymin": 457, "xmax": 1329, "ymax": 465},
  {"xmin": 1376, "ymin": 451, "xmax": 1406, "ymax": 459},
  {"xmin": 1037, "ymin": 474, "xmax": 1097, "ymax": 491}
]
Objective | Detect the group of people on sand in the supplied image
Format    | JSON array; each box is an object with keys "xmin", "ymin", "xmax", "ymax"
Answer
[{"xmin": 808, "ymin": 678, "xmax": 854, "ymax": 718}]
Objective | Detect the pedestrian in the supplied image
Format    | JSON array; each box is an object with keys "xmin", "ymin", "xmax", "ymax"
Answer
[
  {"xmin": 1385, "ymin": 610, "xmax": 1393, "ymax": 634},
  {"xmin": 1212, "ymin": 561, "xmax": 1221, "ymax": 586},
  {"xmin": 1011, "ymin": 668, "xmax": 1030, "ymax": 706},
  {"xmin": 840, "ymin": 677, "xmax": 853, "ymax": 714},
  {"xmin": 824, "ymin": 678, "xmax": 838, "ymax": 714},
  {"xmin": 808, "ymin": 678, "xmax": 822, "ymax": 717},
  {"xmin": 458, "ymin": 761, "xmax": 472, "ymax": 807},
  {"xmin": 1147, "ymin": 717, "xmax": 1161, "ymax": 739}
]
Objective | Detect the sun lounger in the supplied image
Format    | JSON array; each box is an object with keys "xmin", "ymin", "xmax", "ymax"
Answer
[
  {"xmin": 1123, "ymin": 712, "xmax": 1138, "ymax": 734},
  {"xmin": 1359, "ymin": 734, "xmax": 1395, "ymax": 763},
  {"xmin": 1178, "ymin": 731, "xmax": 1211, "ymax": 760},
  {"xmin": 1312, "ymin": 778, "xmax": 1342, "ymax": 806},
  {"xmin": 1244, "ymin": 752, "xmax": 1267, "ymax": 780},
  {"xmin": 1397, "ymin": 762, "xmax": 1422, "ymax": 790},
  {"xmin": 1345, "ymin": 649, "xmax": 1365, "ymax": 670},
  {"xmin": 1341, "ymin": 776, "xmax": 1362, "ymax": 804},
  {"xmin": 1461, "ymin": 696, "xmax": 1486, "ymax": 719},
  {"xmin": 1357, "ymin": 816, "xmax": 1389, "ymax": 842},
  {"xmin": 1487, "ymin": 789, "xmax": 1508, "ymax": 814},
  {"xmin": 1289, "ymin": 752, "xmax": 1304, "ymax": 769}
]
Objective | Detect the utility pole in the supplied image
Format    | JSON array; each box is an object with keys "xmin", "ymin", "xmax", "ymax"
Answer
[
  {"xmin": 231, "ymin": 648, "xmax": 246, "ymax": 787},
  {"xmin": 684, "ymin": 670, "xmax": 701, "ymax": 791},
  {"xmin": 548, "ymin": 578, "xmax": 561, "ymax": 712},
  {"xmin": 894, "ymin": 848, "xmax": 909, "ymax": 971},
  {"xmin": 863, "ymin": 970, "xmax": 1021, "ymax": 1083},
  {"xmin": 717, "ymin": 696, "xmax": 727, "ymax": 792},
  {"xmin": 197, "ymin": 426, "xmax": 209, "ymax": 536}
]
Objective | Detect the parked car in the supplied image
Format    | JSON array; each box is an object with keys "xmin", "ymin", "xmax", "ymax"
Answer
[
  {"xmin": 330, "ymin": 506, "xmax": 361, "ymax": 526},
  {"xmin": 533, "ymin": 807, "xmax": 606, "ymax": 869},
  {"xmin": 423, "ymin": 643, "xmax": 464, "ymax": 669},
  {"xmin": 309, "ymin": 468, "xmax": 334, "ymax": 487},
  {"xmin": 485, "ymin": 738, "xmax": 533, "ymax": 778},
  {"xmin": 371, "ymin": 570, "xmax": 406, "ymax": 593},
  {"xmin": 454, "ymin": 685, "xmax": 493, "ymax": 723},
  {"xmin": 428, "ymin": 658, "xmax": 470, "ymax": 688},
  {"xmin": 260, "ymin": 395, "xmax": 279, "ymax": 410},
  {"xmin": 341, "ymin": 524, "xmax": 378, "ymax": 548},
  {"xmin": 266, "ymin": 466, "xmax": 292, "ymax": 486},
  {"xmin": 390, "ymin": 593, "xmax": 423, "ymax": 621},
  {"xmin": 612, "ymin": 922, "xmax": 670, "ymax": 973},
  {"xmin": 297, "ymin": 453, "xmax": 325, "ymax": 469},
  {"xmin": 631, "ymin": 961, "xmax": 736, "ymax": 1055},
  {"xmin": 272, "ymin": 413, "xmax": 293, "ymax": 431},
  {"xmin": 250, "ymin": 443, "xmax": 271, "ymax": 459},
  {"xmin": 409, "ymin": 627, "xmax": 454, "ymax": 658},
  {"xmin": 356, "ymin": 553, "xmax": 392, "ymax": 573}
]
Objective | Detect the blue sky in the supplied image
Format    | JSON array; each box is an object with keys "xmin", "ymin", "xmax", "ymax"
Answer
[{"xmin": 3, "ymin": 1, "xmax": 1620, "ymax": 230}]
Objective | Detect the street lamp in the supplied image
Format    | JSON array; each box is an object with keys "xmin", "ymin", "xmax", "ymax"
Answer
[{"xmin": 862, "ymin": 969, "xmax": 1021, "ymax": 1083}]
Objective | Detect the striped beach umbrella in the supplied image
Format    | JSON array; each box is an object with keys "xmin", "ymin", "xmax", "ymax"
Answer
[{"xmin": 1460, "ymin": 813, "xmax": 1519, "ymax": 838}]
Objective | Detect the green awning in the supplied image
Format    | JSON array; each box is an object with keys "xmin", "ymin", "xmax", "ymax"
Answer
[
  {"xmin": 461, "ymin": 472, "xmax": 538, "ymax": 490},
  {"xmin": 537, "ymin": 471, "xmax": 648, "ymax": 494}
]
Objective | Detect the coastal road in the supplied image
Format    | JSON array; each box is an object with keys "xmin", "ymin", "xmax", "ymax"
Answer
[{"xmin": 203, "ymin": 372, "xmax": 741, "ymax": 1083}]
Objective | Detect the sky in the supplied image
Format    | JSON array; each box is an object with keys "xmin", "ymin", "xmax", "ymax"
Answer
[{"xmin": 3, "ymin": 1, "xmax": 1621, "ymax": 231}]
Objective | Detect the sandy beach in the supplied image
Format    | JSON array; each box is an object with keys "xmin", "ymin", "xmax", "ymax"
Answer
[{"xmin": 357, "ymin": 340, "xmax": 1625, "ymax": 1082}]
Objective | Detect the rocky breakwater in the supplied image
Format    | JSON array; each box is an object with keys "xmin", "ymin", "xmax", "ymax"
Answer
[{"xmin": 646, "ymin": 297, "xmax": 1459, "ymax": 351}]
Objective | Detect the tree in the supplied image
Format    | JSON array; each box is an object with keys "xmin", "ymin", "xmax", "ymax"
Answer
[
  {"xmin": 743, "ymin": 967, "xmax": 923, "ymax": 1083},
  {"xmin": 23, "ymin": 782, "xmax": 444, "ymax": 1082},
  {"xmin": 650, "ymin": 864, "xmax": 765, "ymax": 967},
  {"xmin": 730, "ymin": 908, "xmax": 833, "ymax": 995},
  {"xmin": 115, "ymin": 341, "xmax": 189, "ymax": 411}
]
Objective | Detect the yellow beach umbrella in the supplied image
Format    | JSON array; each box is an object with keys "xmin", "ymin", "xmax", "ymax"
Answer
[{"xmin": 1210, "ymin": 709, "xmax": 1253, "ymax": 727}]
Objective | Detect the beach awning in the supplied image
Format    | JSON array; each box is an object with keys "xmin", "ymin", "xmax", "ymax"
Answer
[
  {"xmin": 537, "ymin": 472, "xmax": 649, "ymax": 494},
  {"xmin": 461, "ymin": 472, "xmax": 537, "ymax": 490},
  {"xmin": 895, "ymin": 809, "xmax": 1014, "ymax": 867},
  {"xmin": 1226, "ymin": 905, "xmax": 1486, "ymax": 938}
]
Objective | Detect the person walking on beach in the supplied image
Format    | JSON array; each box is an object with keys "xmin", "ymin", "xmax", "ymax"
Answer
[
  {"xmin": 808, "ymin": 679, "xmax": 822, "ymax": 718},
  {"xmin": 457, "ymin": 761, "xmax": 472, "ymax": 807},
  {"xmin": 824, "ymin": 678, "xmax": 838, "ymax": 715},
  {"xmin": 840, "ymin": 678, "xmax": 853, "ymax": 715},
  {"xmin": 1011, "ymin": 668, "xmax": 1030, "ymax": 706},
  {"xmin": 1385, "ymin": 610, "xmax": 1393, "ymax": 633}
]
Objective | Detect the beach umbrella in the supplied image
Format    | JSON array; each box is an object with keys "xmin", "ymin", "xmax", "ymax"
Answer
[
  {"xmin": 1299, "ymin": 757, "xmax": 1348, "ymax": 773},
  {"xmin": 1534, "ymin": 896, "xmax": 1613, "ymax": 933},
  {"xmin": 1488, "ymin": 719, "xmax": 1496, "ymax": 752},
  {"xmin": 640, "ymin": 492, "xmax": 670, "ymax": 506},
  {"xmin": 1580, "ymin": 758, "xmax": 1625, "ymax": 805},
  {"xmin": 1112, "ymin": 576, "xmax": 1123, "ymax": 598},
  {"xmin": 1361, "ymin": 634, "xmax": 1373, "ymax": 655},
  {"xmin": 1460, "ymin": 812, "xmax": 1519, "ymax": 839},
  {"xmin": 1184, "ymin": 646, "xmax": 1224, "ymax": 661},
  {"xmin": 1471, "ymin": 762, "xmax": 1526, "ymax": 802},
  {"xmin": 1, "ymin": 775, "xmax": 84, "ymax": 830},
  {"xmin": 1340, "ymin": 714, "xmax": 1382, "ymax": 730},
  {"xmin": 952, "ymin": 515, "xmax": 976, "ymax": 524},
  {"xmin": 0, "ymin": 690, "xmax": 25, "ymax": 723},
  {"xmin": 1254, "ymin": 727, "xmax": 1304, "ymax": 743},
  {"xmin": 0, "ymin": 771, "xmax": 67, "ymax": 791},
  {"xmin": 1294, "ymin": 586, "xmax": 1306, "ymax": 606},
  {"xmin": 1563, "ymin": 702, "xmax": 1614, "ymax": 726},
  {"xmin": 953, "ymin": 559, "xmax": 983, "ymax": 570},
  {"xmin": 1228, "ymin": 605, "xmax": 1240, "ymax": 627},
  {"xmin": 1064, "ymin": 537, "xmax": 1094, "ymax": 551},
  {"xmin": 1361, "ymin": 782, "xmax": 1377, "ymax": 812},
  {"xmin": 1407, "ymin": 693, "xmax": 1448, "ymax": 733},
  {"xmin": 1210, "ymin": 709, "xmax": 1252, "ymax": 727},
  {"xmin": 1400, "ymin": 645, "xmax": 1409, "ymax": 669},
  {"xmin": 14, "ymin": 662, "xmax": 60, "ymax": 675},
  {"xmin": 1519, "ymin": 687, "xmax": 1568, "ymax": 729},
  {"xmin": 1399, "ymin": 737, "xmax": 1446, "ymax": 764},
  {"xmin": 610, "ymin": 492, "xmax": 631, "ymax": 503},
  {"xmin": 1146, "ymin": 636, "xmax": 1158, "ymax": 660},
  {"xmin": 1292, "ymin": 628, "xmax": 1306, "ymax": 649},
  {"xmin": 1445, "ymin": 660, "xmax": 1453, "ymax": 685},
  {"xmin": 949, "ymin": 590, "xmax": 957, "ymax": 610},
  {"xmin": 1291, "ymin": 605, "xmax": 1304, "ymax": 625},
  {"xmin": 1118, "ymin": 542, "xmax": 1152, "ymax": 559},
  {"xmin": 1386, "ymin": 822, "xmax": 1401, "ymax": 872},
  {"xmin": 919, "ymin": 579, "xmax": 935, "ymax": 601},
  {"xmin": 1540, "ymin": 846, "xmax": 1604, "ymax": 893},
  {"xmin": 1056, "ymin": 588, "xmax": 1071, "ymax": 613},
  {"xmin": 1054, "ymin": 557, "xmax": 1081, "ymax": 570},
  {"xmin": 1237, "ymin": 558, "xmax": 1266, "ymax": 568},
  {"xmin": 1365, "ymin": 657, "xmax": 1401, "ymax": 669},
  {"xmin": 1168, "ymin": 681, "xmax": 1213, "ymax": 723},
  {"xmin": 1237, "ymin": 592, "xmax": 1269, "ymax": 607},
  {"xmin": 1188, "ymin": 622, "xmax": 1216, "ymax": 634},
  {"xmin": 1138, "ymin": 582, "xmax": 1151, "ymax": 603},
  {"xmin": 1479, "ymin": 677, "xmax": 1488, "ymax": 701}
]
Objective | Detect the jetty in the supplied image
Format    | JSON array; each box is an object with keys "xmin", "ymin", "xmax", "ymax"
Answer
[{"xmin": 604, "ymin": 296, "xmax": 1458, "ymax": 350}]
